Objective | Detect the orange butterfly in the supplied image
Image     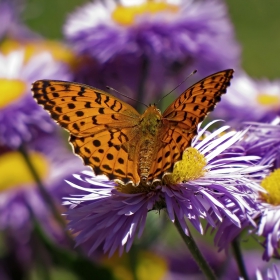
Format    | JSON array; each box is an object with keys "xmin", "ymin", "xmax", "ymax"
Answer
[{"xmin": 32, "ymin": 69, "xmax": 233, "ymax": 186}]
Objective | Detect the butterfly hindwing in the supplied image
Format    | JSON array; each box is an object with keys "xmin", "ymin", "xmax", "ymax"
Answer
[
  {"xmin": 148, "ymin": 127, "xmax": 196, "ymax": 181},
  {"xmin": 69, "ymin": 127, "xmax": 140, "ymax": 184}
]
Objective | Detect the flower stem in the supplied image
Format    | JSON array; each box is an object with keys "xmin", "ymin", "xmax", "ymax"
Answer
[
  {"xmin": 18, "ymin": 144, "xmax": 74, "ymax": 246},
  {"xmin": 231, "ymin": 238, "xmax": 249, "ymax": 280},
  {"xmin": 128, "ymin": 245, "xmax": 139, "ymax": 280},
  {"xmin": 174, "ymin": 217, "xmax": 217, "ymax": 280},
  {"xmin": 136, "ymin": 55, "xmax": 149, "ymax": 111}
]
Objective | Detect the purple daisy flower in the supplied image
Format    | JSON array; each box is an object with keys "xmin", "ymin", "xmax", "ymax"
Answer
[
  {"xmin": 0, "ymin": 49, "xmax": 71, "ymax": 148},
  {"xmin": 256, "ymin": 169, "xmax": 280, "ymax": 261},
  {"xmin": 211, "ymin": 71, "xmax": 280, "ymax": 125},
  {"xmin": 64, "ymin": 0, "xmax": 240, "ymax": 104},
  {"xmin": 210, "ymin": 120, "xmax": 280, "ymax": 261},
  {"xmin": 64, "ymin": 122, "xmax": 268, "ymax": 257}
]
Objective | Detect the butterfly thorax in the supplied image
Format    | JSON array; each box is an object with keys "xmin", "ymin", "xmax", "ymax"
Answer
[{"xmin": 138, "ymin": 105, "xmax": 163, "ymax": 183}]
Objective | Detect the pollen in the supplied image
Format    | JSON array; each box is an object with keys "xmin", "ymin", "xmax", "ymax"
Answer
[
  {"xmin": 163, "ymin": 148, "xmax": 207, "ymax": 184},
  {"xmin": 260, "ymin": 169, "xmax": 280, "ymax": 206},
  {"xmin": 257, "ymin": 94, "xmax": 280, "ymax": 107},
  {"xmin": 0, "ymin": 151, "xmax": 49, "ymax": 191},
  {"xmin": 112, "ymin": 2, "xmax": 178, "ymax": 25},
  {"xmin": 0, "ymin": 79, "xmax": 27, "ymax": 109}
]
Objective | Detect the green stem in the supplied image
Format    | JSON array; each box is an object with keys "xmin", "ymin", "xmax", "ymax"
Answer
[
  {"xmin": 18, "ymin": 144, "xmax": 74, "ymax": 247},
  {"xmin": 128, "ymin": 245, "xmax": 139, "ymax": 280},
  {"xmin": 231, "ymin": 238, "xmax": 249, "ymax": 280},
  {"xmin": 136, "ymin": 55, "xmax": 149, "ymax": 112},
  {"xmin": 174, "ymin": 217, "xmax": 217, "ymax": 280}
]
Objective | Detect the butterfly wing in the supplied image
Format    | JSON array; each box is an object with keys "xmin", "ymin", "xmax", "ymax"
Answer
[
  {"xmin": 32, "ymin": 80, "xmax": 141, "ymax": 183},
  {"xmin": 149, "ymin": 69, "xmax": 234, "ymax": 181}
]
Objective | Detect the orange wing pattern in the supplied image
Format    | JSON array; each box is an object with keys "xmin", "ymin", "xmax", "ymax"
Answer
[
  {"xmin": 32, "ymin": 69, "xmax": 233, "ymax": 186},
  {"xmin": 148, "ymin": 69, "xmax": 234, "ymax": 181},
  {"xmin": 32, "ymin": 80, "xmax": 141, "ymax": 183}
]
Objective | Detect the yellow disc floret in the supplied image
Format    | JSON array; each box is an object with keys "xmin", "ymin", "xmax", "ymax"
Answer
[
  {"xmin": 257, "ymin": 94, "xmax": 280, "ymax": 108},
  {"xmin": 0, "ymin": 151, "xmax": 49, "ymax": 191},
  {"xmin": 112, "ymin": 1, "xmax": 178, "ymax": 25},
  {"xmin": 1, "ymin": 39, "xmax": 76, "ymax": 67},
  {"xmin": 163, "ymin": 147, "xmax": 207, "ymax": 185},
  {"xmin": 260, "ymin": 169, "xmax": 280, "ymax": 206},
  {"xmin": 0, "ymin": 79, "xmax": 27, "ymax": 109}
]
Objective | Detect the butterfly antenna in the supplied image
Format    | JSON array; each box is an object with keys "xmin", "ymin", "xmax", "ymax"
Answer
[
  {"xmin": 106, "ymin": 86, "xmax": 148, "ymax": 108},
  {"xmin": 156, "ymin": 70, "xmax": 197, "ymax": 105}
]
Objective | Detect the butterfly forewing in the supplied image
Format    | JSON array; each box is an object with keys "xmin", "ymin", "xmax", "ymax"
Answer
[
  {"xmin": 163, "ymin": 69, "xmax": 233, "ymax": 121},
  {"xmin": 32, "ymin": 80, "xmax": 140, "ymax": 136}
]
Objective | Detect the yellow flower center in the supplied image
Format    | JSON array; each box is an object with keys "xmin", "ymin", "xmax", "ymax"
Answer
[
  {"xmin": 260, "ymin": 169, "xmax": 280, "ymax": 205},
  {"xmin": 257, "ymin": 93, "xmax": 280, "ymax": 107},
  {"xmin": 163, "ymin": 147, "xmax": 207, "ymax": 184},
  {"xmin": 0, "ymin": 151, "xmax": 49, "ymax": 191},
  {"xmin": 112, "ymin": 1, "xmax": 179, "ymax": 25},
  {"xmin": 1, "ymin": 39, "xmax": 76, "ymax": 67},
  {"xmin": 0, "ymin": 79, "xmax": 27, "ymax": 109}
]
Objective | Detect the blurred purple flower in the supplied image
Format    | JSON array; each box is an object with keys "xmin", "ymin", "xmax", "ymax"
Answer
[
  {"xmin": 64, "ymin": 0, "xmax": 240, "ymax": 104},
  {"xmin": 0, "ymin": 0, "xmax": 35, "ymax": 41},
  {"xmin": 257, "ymin": 264, "xmax": 280, "ymax": 280},
  {"xmin": 211, "ymin": 72, "xmax": 280, "ymax": 125},
  {"xmin": 0, "ymin": 49, "xmax": 71, "ymax": 148},
  {"xmin": 64, "ymin": 123, "xmax": 267, "ymax": 256},
  {"xmin": 164, "ymin": 245, "xmax": 269, "ymax": 280},
  {"xmin": 0, "ymin": 134, "xmax": 86, "ymax": 234},
  {"xmin": 0, "ymin": 133, "xmax": 88, "ymax": 276}
]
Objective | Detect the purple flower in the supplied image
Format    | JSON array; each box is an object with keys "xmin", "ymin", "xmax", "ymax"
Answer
[
  {"xmin": 256, "ymin": 169, "xmax": 280, "ymax": 261},
  {"xmin": 64, "ymin": 0, "xmax": 240, "ymax": 104},
  {"xmin": 0, "ymin": 134, "xmax": 86, "ymax": 233},
  {"xmin": 0, "ymin": 133, "xmax": 88, "ymax": 274},
  {"xmin": 210, "ymin": 120, "xmax": 280, "ymax": 261},
  {"xmin": 0, "ymin": 0, "xmax": 35, "ymax": 41},
  {"xmin": 211, "ymin": 71, "xmax": 280, "ymax": 125},
  {"xmin": 0, "ymin": 49, "xmax": 71, "ymax": 148},
  {"xmin": 64, "ymin": 122, "xmax": 267, "ymax": 256},
  {"xmin": 257, "ymin": 264, "xmax": 280, "ymax": 280}
]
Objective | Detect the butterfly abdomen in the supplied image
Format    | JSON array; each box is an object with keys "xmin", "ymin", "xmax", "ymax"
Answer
[{"xmin": 138, "ymin": 139, "xmax": 158, "ymax": 182}]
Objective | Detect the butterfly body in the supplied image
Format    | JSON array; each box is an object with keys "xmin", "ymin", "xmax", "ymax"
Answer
[
  {"xmin": 32, "ymin": 69, "xmax": 234, "ymax": 186},
  {"xmin": 138, "ymin": 105, "xmax": 165, "ymax": 183}
]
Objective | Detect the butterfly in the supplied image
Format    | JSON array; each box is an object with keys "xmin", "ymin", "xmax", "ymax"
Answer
[{"xmin": 32, "ymin": 69, "xmax": 234, "ymax": 186}]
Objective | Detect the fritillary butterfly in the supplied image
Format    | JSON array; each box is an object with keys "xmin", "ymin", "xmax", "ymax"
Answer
[{"xmin": 32, "ymin": 69, "xmax": 234, "ymax": 185}]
